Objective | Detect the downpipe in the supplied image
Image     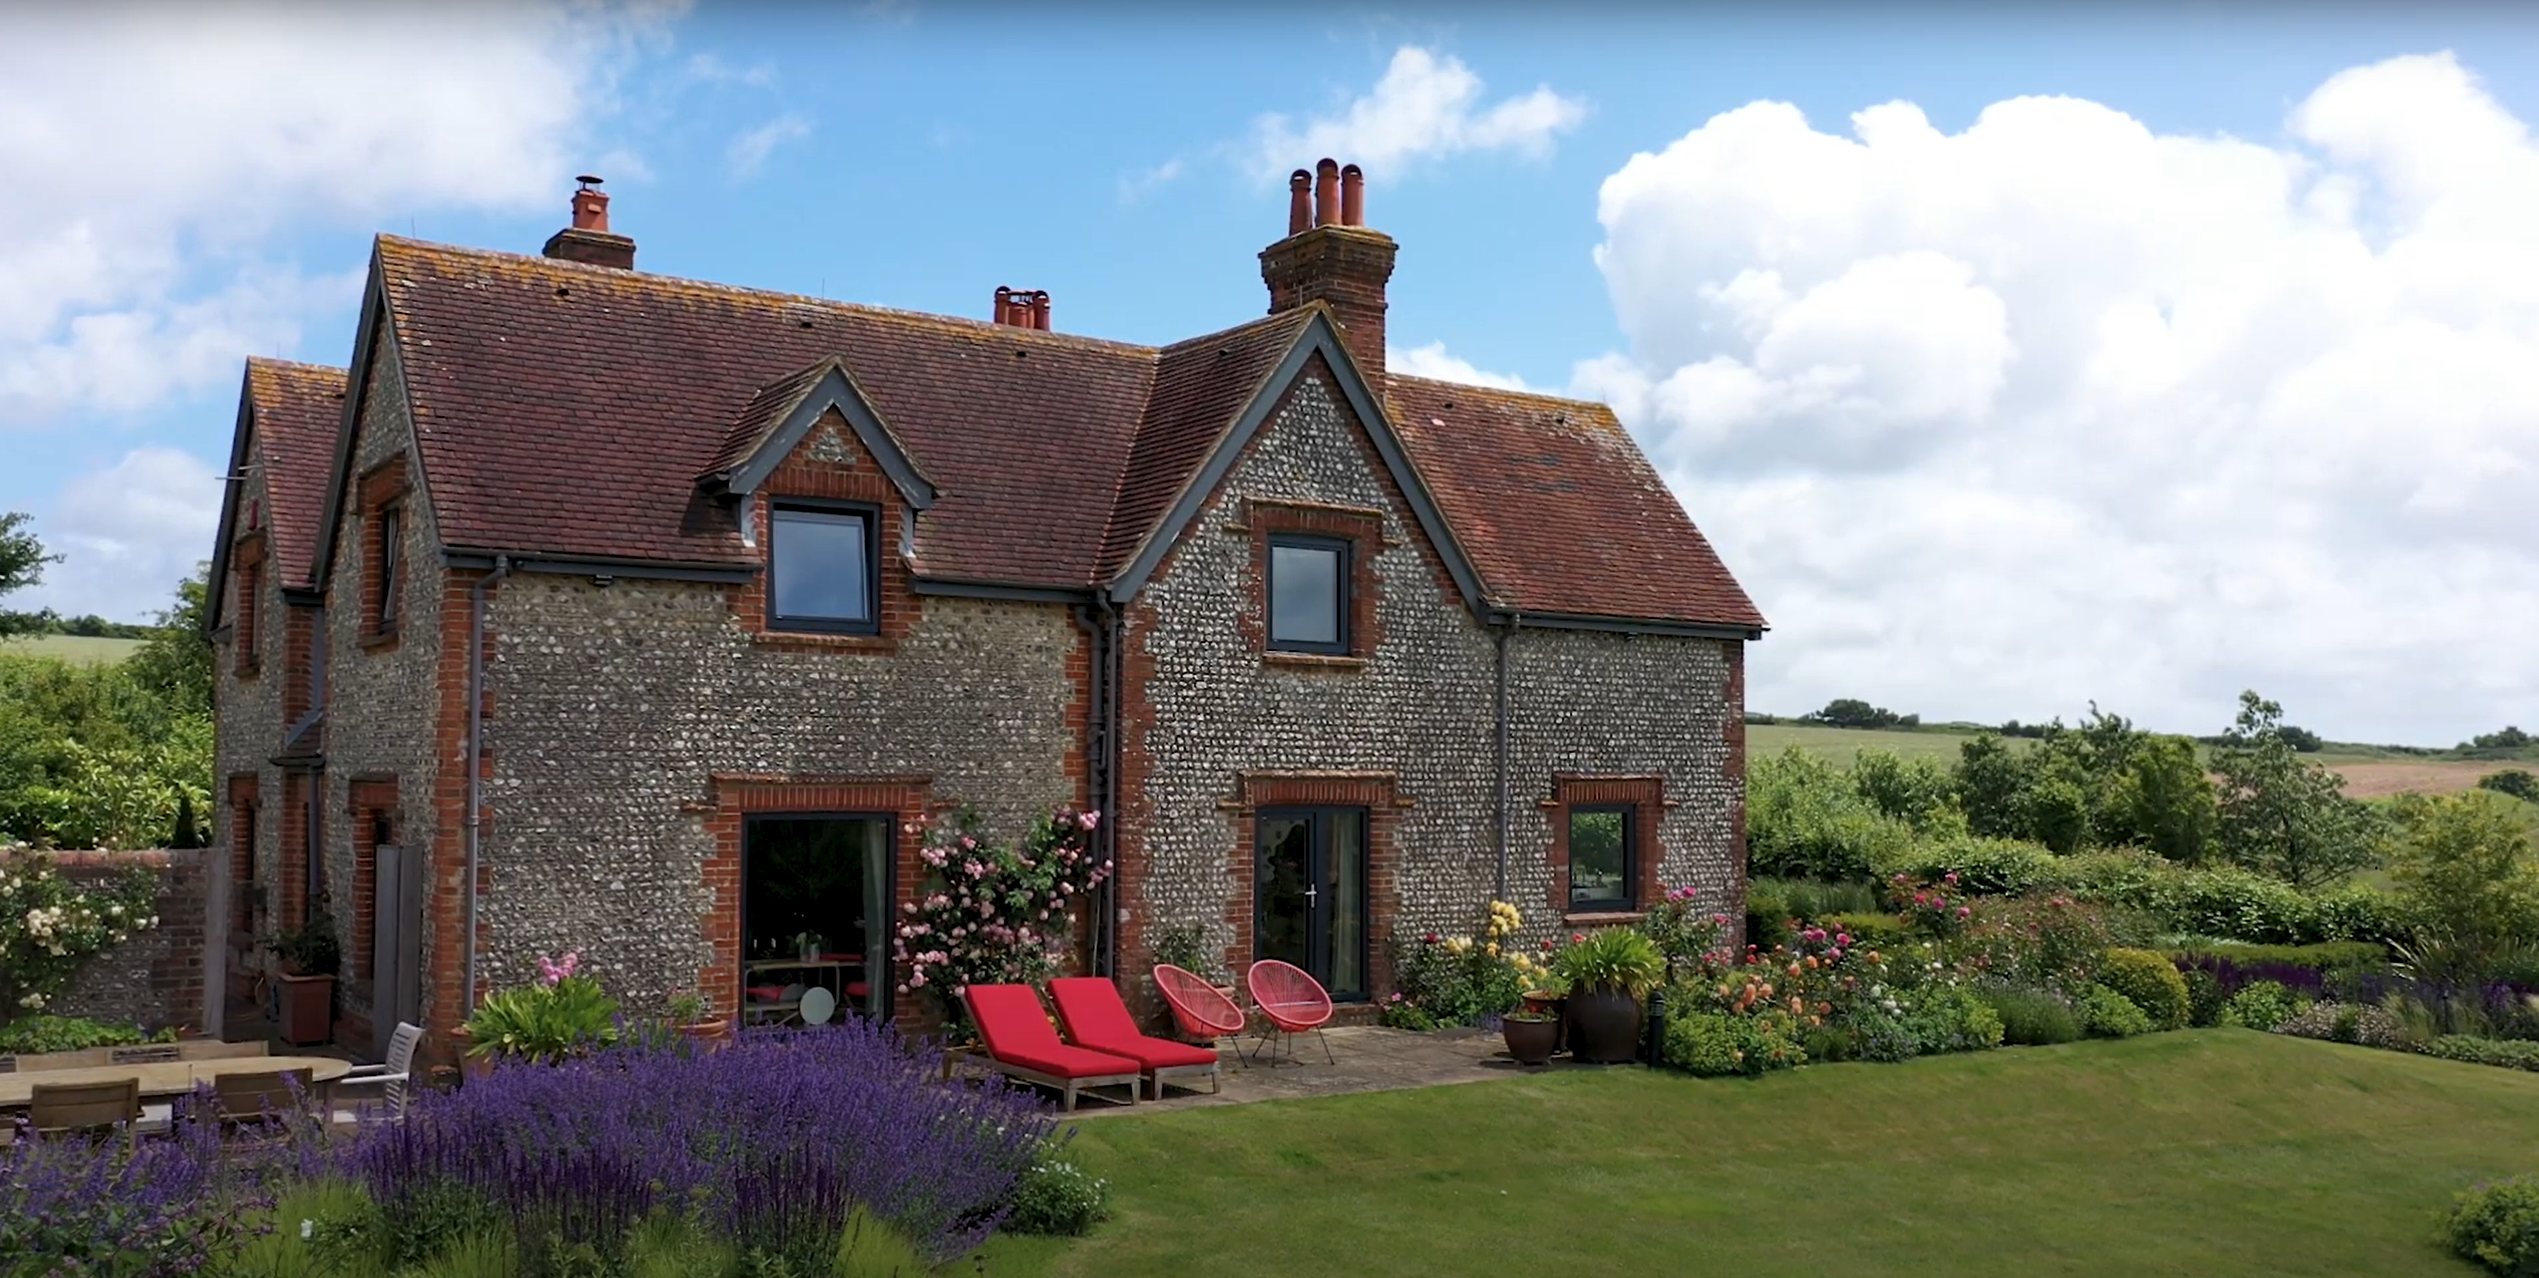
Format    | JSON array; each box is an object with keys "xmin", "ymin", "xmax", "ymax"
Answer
[{"xmin": 462, "ymin": 554, "xmax": 512, "ymax": 1021}]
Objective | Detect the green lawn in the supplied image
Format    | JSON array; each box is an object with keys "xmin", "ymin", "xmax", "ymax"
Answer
[
  {"xmin": 983, "ymin": 1031, "xmax": 2525, "ymax": 1276},
  {"xmin": 0, "ymin": 633, "xmax": 143, "ymax": 665},
  {"xmin": 1748, "ymin": 721, "xmax": 2007, "ymax": 764}
]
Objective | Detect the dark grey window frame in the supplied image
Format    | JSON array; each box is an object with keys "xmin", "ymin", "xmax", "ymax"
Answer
[
  {"xmin": 1567, "ymin": 803, "xmax": 1637, "ymax": 912},
  {"xmin": 1266, "ymin": 533, "xmax": 1351, "ymax": 655},
  {"xmin": 1254, "ymin": 805, "xmax": 1371, "ymax": 1001},
  {"xmin": 375, "ymin": 503, "xmax": 403, "ymax": 631},
  {"xmin": 767, "ymin": 500, "xmax": 882, "ymax": 635}
]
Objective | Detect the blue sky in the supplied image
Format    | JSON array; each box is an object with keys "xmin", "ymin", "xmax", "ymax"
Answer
[{"xmin": 6, "ymin": 2, "xmax": 2536, "ymax": 744}]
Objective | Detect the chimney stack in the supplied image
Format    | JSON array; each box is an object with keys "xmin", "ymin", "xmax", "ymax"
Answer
[
  {"xmin": 542, "ymin": 175, "xmax": 636, "ymax": 270},
  {"xmin": 992, "ymin": 286, "xmax": 1051, "ymax": 331},
  {"xmin": 1260, "ymin": 156, "xmax": 1397, "ymax": 379}
]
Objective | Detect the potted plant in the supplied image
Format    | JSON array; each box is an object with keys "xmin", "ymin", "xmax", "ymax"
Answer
[
  {"xmin": 462, "ymin": 950, "xmax": 621, "ymax": 1068},
  {"xmin": 1502, "ymin": 1006, "xmax": 1560, "ymax": 1066},
  {"xmin": 1550, "ymin": 928, "xmax": 1665, "ymax": 1064},
  {"xmin": 264, "ymin": 911, "xmax": 342, "ymax": 1047},
  {"xmin": 668, "ymin": 991, "xmax": 730, "ymax": 1049}
]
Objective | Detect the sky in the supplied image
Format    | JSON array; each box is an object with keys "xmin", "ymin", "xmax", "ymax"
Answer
[{"xmin": 3, "ymin": 0, "xmax": 2535, "ymax": 747}]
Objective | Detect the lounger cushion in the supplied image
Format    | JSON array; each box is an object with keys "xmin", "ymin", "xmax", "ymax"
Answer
[
  {"xmin": 1048, "ymin": 978, "xmax": 1219, "ymax": 1068},
  {"xmin": 966, "ymin": 984, "xmax": 1142, "ymax": 1080},
  {"xmin": 987, "ymin": 1043, "xmax": 1145, "ymax": 1079}
]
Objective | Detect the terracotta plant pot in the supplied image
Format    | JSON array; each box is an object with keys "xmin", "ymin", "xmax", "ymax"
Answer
[
  {"xmin": 1564, "ymin": 988, "xmax": 1643, "ymax": 1064},
  {"xmin": 1502, "ymin": 1015, "xmax": 1559, "ymax": 1066},
  {"xmin": 677, "ymin": 1019, "xmax": 732, "ymax": 1050},
  {"xmin": 276, "ymin": 972, "xmax": 334, "ymax": 1047}
]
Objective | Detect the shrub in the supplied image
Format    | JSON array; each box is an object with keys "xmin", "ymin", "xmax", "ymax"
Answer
[
  {"xmin": 2446, "ymin": 1176, "xmax": 2539, "ymax": 1275},
  {"xmin": 1980, "ymin": 986, "xmax": 2081, "ymax": 1045},
  {"xmin": 2164, "ymin": 940, "xmax": 2387, "ymax": 973},
  {"xmin": 0, "ymin": 1013, "xmax": 168, "ymax": 1055},
  {"xmin": 2078, "ymin": 984, "xmax": 2155, "ymax": 1038},
  {"xmin": 2478, "ymin": 769, "xmax": 2539, "ymax": 804},
  {"xmin": 2098, "ymin": 949, "xmax": 2191, "ymax": 1030},
  {"xmin": 1004, "ymin": 1151, "xmax": 1111, "ymax": 1237},
  {"xmin": 1551, "ymin": 927, "xmax": 1666, "ymax": 998},
  {"xmin": 1820, "ymin": 911, "xmax": 1912, "ymax": 952},
  {"xmin": 1877, "ymin": 834, "xmax": 2060, "ymax": 895},
  {"xmin": 1903, "ymin": 985, "xmax": 2005, "ymax": 1055},
  {"xmin": 1390, "ymin": 901, "xmax": 1549, "ymax": 1027},
  {"xmin": 2428, "ymin": 1036, "xmax": 2539, "ymax": 1073},
  {"xmin": 1748, "ymin": 747, "xmax": 1917, "ymax": 881},
  {"xmin": 461, "ymin": 953, "xmax": 621, "ymax": 1063},
  {"xmin": 893, "ymin": 806, "xmax": 1110, "ymax": 1030},
  {"xmin": 2183, "ymin": 968, "xmax": 2227, "ymax": 1028},
  {"xmin": 2275, "ymin": 1000, "xmax": 2413, "ymax": 1049},
  {"xmin": 2219, "ymin": 980, "xmax": 2303, "ymax": 1031},
  {"xmin": 1662, "ymin": 1008, "xmax": 1804, "ymax": 1076},
  {"xmin": 1955, "ymin": 895, "xmax": 2116, "ymax": 994},
  {"xmin": 348, "ymin": 1021, "xmax": 1051, "ymax": 1263},
  {"xmin": 0, "ymin": 847, "xmax": 160, "ymax": 1019}
]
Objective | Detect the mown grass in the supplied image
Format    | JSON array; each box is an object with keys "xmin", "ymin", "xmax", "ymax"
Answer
[
  {"xmin": 983, "ymin": 1031, "xmax": 2523, "ymax": 1276},
  {"xmin": 0, "ymin": 634, "xmax": 144, "ymax": 665}
]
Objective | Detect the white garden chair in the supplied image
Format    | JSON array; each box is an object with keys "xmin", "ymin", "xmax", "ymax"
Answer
[{"xmin": 329, "ymin": 1021, "xmax": 422, "ymax": 1123}]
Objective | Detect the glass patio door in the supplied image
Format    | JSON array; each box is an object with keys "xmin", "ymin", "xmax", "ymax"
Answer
[{"xmin": 1255, "ymin": 807, "xmax": 1367, "ymax": 999}]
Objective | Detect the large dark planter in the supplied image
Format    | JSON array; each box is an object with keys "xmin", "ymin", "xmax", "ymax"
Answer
[
  {"xmin": 276, "ymin": 972, "xmax": 334, "ymax": 1047},
  {"xmin": 1502, "ymin": 1016, "xmax": 1559, "ymax": 1066},
  {"xmin": 1565, "ymin": 988, "xmax": 1643, "ymax": 1064}
]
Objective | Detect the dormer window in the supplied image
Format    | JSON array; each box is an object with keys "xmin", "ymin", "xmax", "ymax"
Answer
[
  {"xmin": 1268, "ymin": 534, "xmax": 1348, "ymax": 654},
  {"xmin": 769, "ymin": 502, "xmax": 878, "ymax": 633}
]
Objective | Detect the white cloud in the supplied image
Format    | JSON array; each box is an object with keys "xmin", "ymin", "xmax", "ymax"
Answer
[
  {"xmin": 684, "ymin": 52, "xmax": 776, "ymax": 88},
  {"xmin": 1119, "ymin": 158, "xmax": 1186, "ymax": 206},
  {"xmin": 726, "ymin": 112, "xmax": 812, "ymax": 180},
  {"xmin": 21, "ymin": 448, "xmax": 224, "ymax": 621},
  {"xmin": 0, "ymin": 1, "xmax": 673, "ymax": 427},
  {"xmin": 1389, "ymin": 341, "xmax": 1531, "ymax": 391},
  {"xmin": 1582, "ymin": 52, "xmax": 2539, "ymax": 745},
  {"xmin": 1249, "ymin": 47, "xmax": 1587, "ymax": 181}
]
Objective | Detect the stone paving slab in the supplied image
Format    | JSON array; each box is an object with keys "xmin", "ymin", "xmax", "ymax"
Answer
[{"xmin": 1031, "ymin": 1025, "xmax": 1637, "ymax": 1119}]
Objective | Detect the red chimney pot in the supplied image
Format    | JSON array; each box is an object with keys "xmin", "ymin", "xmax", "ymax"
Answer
[
  {"xmin": 570, "ymin": 176, "xmax": 610, "ymax": 233},
  {"xmin": 1313, "ymin": 158, "xmax": 1341, "ymax": 229},
  {"xmin": 1340, "ymin": 163, "xmax": 1364, "ymax": 227},
  {"xmin": 1287, "ymin": 169, "xmax": 1313, "ymax": 236}
]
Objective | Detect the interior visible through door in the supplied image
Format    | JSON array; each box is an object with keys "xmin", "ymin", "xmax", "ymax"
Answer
[
  {"xmin": 742, "ymin": 815, "xmax": 889, "ymax": 1024},
  {"xmin": 1255, "ymin": 806, "xmax": 1367, "ymax": 1000}
]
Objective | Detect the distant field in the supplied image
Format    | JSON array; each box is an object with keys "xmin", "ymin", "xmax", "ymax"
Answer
[
  {"xmin": 0, "ymin": 634, "xmax": 144, "ymax": 665},
  {"xmin": 1752, "ymin": 720, "xmax": 2511, "ymax": 797}
]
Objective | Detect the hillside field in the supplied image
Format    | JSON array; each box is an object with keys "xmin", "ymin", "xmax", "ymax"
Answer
[
  {"xmin": 0, "ymin": 634, "xmax": 145, "ymax": 665},
  {"xmin": 1750, "ymin": 720, "xmax": 2513, "ymax": 797}
]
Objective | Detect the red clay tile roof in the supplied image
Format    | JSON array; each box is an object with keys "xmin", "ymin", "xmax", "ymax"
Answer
[
  {"xmin": 243, "ymin": 358, "xmax": 346, "ymax": 587},
  {"xmin": 362, "ymin": 236, "xmax": 1758, "ymax": 627},
  {"xmin": 1388, "ymin": 377, "xmax": 1766, "ymax": 630}
]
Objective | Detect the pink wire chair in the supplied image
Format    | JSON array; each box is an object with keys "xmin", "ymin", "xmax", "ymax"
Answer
[
  {"xmin": 1244, "ymin": 959, "xmax": 1334, "ymax": 1066},
  {"xmin": 1153, "ymin": 964, "xmax": 1248, "ymax": 1069}
]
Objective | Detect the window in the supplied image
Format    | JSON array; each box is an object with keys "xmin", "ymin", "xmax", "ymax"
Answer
[
  {"xmin": 1256, "ymin": 807, "xmax": 1368, "ymax": 999},
  {"xmin": 233, "ymin": 556, "xmax": 262, "ymax": 676},
  {"xmin": 769, "ymin": 504, "xmax": 878, "ymax": 632},
  {"xmin": 1268, "ymin": 535, "xmax": 1348, "ymax": 653},
  {"xmin": 375, "ymin": 505, "xmax": 403, "ymax": 630},
  {"xmin": 1567, "ymin": 805, "xmax": 1635, "ymax": 912}
]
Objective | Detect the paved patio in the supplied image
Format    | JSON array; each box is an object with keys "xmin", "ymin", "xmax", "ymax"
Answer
[{"xmin": 1042, "ymin": 1024, "xmax": 1636, "ymax": 1118}]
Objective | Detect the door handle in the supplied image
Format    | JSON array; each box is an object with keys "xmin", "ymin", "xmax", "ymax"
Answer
[{"xmin": 1305, "ymin": 885, "xmax": 1318, "ymax": 901}]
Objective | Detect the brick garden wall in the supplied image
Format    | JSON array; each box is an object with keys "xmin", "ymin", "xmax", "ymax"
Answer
[{"xmin": 38, "ymin": 849, "xmax": 210, "ymax": 1034}]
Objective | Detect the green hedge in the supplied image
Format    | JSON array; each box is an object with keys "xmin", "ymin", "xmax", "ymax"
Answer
[
  {"xmin": 1865, "ymin": 841, "xmax": 2403, "ymax": 946},
  {"xmin": 2427, "ymin": 1036, "xmax": 2539, "ymax": 1073},
  {"xmin": 1819, "ymin": 911, "xmax": 1913, "ymax": 951},
  {"xmin": 2163, "ymin": 940, "xmax": 2388, "ymax": 972}
]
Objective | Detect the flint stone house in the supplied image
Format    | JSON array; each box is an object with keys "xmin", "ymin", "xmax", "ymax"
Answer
[{"xmin": 205, "ymin": 161, "xmax": 1764, "ymax": 1060}]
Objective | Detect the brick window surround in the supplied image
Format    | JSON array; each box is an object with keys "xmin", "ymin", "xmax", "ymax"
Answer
[
  {"xmin": 1246, "ymin": 498, "xmax": 1382, "ymax": 670},
  {"xmin": 358, "ymin": 457, "xmax": 409, "ymax": 652},
  {"xmin": 731, "ymin": 420, "xmax": 915, "ymax": 654},
  {"xmin": 226, "ymin": 774, "xmax": 260, "ymax": 938},
  {"xmin": 279, "ymin": 772, "xmax": 311, "ymax": 928},
  {"xmin": 231, "ymin": 533, "xmax": 266, "ymax": 677},
  {"xmin": 1216, "ymin": 771, "xmax": 1406, "ymax": 999},
  {"xmin": 347, "ymin": 777, "xmax": 399, "ymax": 985},
  {"xmin": 1545, "ymin": 775, "xmax": 1667, "ymax": 923},
  {"xmin": 695, "ymin": 775, "xmax": 934, "ymax": 1023}
]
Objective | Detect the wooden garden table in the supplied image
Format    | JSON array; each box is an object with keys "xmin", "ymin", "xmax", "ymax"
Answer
[{"xmin": 0, "ymin": 1055, "xmax": 353, "ymax": 1109}]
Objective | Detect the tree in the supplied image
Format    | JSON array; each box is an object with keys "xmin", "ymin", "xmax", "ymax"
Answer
[
  {"xmin": 1953, "ymin": 733, "xmax": 2030, "ymax": 839},
  {"xmin": 2467, "ymin": 727, "xmax": 2534, "ymax": 753},
  {"xmin": 2479, "ymin": 770, "xmax": 2539, "ymax": 804},
  {"xmin": 2385, "ymin": 791, "xmax": 2539, "ymax": 989},
  {"xmin": 2112, "ymin": 734, "xmax": 2220, "ymax": 865},
  {"xmin": 2275, "ymin": 725, "xmax": 2323, "ymax": 753},
  {"xmin": 2210, "ymin": 690, "xmax": 2385, "ymax": 889},
  {"xmin": 0, "ymin": 512, "xmax": 60, "ymax": 638},
  {"xmin": 1804, "ymin": 698, "xmax": 1914, "ymax": 730},
  {"xmin": 125, "ymin": 565, "xmax": 213, "ymax": 720}
]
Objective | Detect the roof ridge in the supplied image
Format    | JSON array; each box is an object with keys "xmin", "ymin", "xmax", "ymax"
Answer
[
  {"xmin": 246, "ymin": 356, "xmax": 347, "ymax": 376},
  {"xmin": 1386, "ymin": 370, "xmax": 1618, "ymax": 419},
  {"xmin": 375, "ymin": 234, "xmax": 1167, "ymax": 357}
]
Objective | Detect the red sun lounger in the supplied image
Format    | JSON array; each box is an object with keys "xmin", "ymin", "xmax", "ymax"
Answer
[
  {"xmin": 961, "ymin": 984, "xmax": 1142, "ymax": 1112},
  {"xmin": 1049, "ymin": 977, "xmax": 1222, "ymax": 1099}
]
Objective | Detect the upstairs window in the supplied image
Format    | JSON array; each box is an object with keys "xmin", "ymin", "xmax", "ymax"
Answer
[
  {"xmin": 1567, "ymin": 805, "xmax": 1635, "ymax": 912},
  {"xmin": 769, "ymin": 503, "xmax": 878, "ymax": 633},
  {"xmin": 1268, "ymin": 534, "xmax": 1348, "ymax": 654},
  {"xmin": 375, "ymin": 505, "xmax": 403, "ymax": 631}
]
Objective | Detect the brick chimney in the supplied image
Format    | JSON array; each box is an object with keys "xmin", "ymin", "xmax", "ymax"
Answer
[
  {"xmin": 992, "ymin": 286, "xmax": 1051, "ymax": 331},
  {"xmin": 1260, "ymin": 158, "xmax": 1395, "ymax": 378},
  {"xmin": 542, "ymin": 175, "xmax": 635, "ymax": 270}
]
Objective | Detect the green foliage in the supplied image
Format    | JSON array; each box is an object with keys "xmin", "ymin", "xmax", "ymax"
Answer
[
  {"xmin": 1148, "ymin": 922, "xmax": 1223, "ymax": 982},
  {"xmin": 1945, "ymin": 706, "xmax": 2218, "ymax": 862},
  {"xmin": 1003, "ymin": 1153, "xmax": 1111, "ymax": 1237},
  {"xmin": 2480, "ymin": 770, "xmax": 2539, "ymax": 803},
  {"xmin": 1879, "ymin": 834, "xmax": 2061, "ymax": 894},
  {"xmin": 2385, "ymin": 790, "xmax": 2539, "ymax": 988},
  {"xmin": 1803, "ymin": 698, "xmax": 1917, "ymax": 730},
  {"xmin": 0, "ymin": 1014, "xmax": 170, "ymax": 1054},
  {"xmin": 2161, "ymin": 940, "xmax": 2388, "ymax": 973},
  {"xmin": 2210, "ymin": 691, "xmax": 2387, "ymax": 890},
  {"xmin": 1821, "ymin": 911, "xmax": 1912, "ymax": 951},
  {"xmin": 2274, "ymin": 1000, "xmax": 2414, "ymax": 1049},
  {"xmin": 1550, "ymin": 927, "xmax": 1666, "ymax": 998},
  {"xmin": 1747, "ymin": 746, "xmax": 1916, "ymax": 880},
  {"xmin": 2077, "ymin": 983, "xmax": 2155, "ymax": 1038},
  {"xmin": 2111, "ymin": 734, "xmax": 2220, "ymax": 864},
  {"xmin": 1388, "ymin": 902, "xmax": 1546, "ymax": 1026},
  {"xmin": 2428, "ymin": 1037, "xmax": 2539, "ymax": 1074},
  {"xmin": 2096, "ymin": 949, "xmax": 2191, "ymax": 1030},
  {"xmin": 264, "ymin": 908, "xmax": 342, "ymax": 977},
  {"xmin": 1904, "ymin": 985, "xmax": 2005, "ymax": 1055},
  {"xmin": 1977, "ymin": 986, "xmax": 2081, "ymax": 1045},
  {"xmin": 0, "ymin": 849, "xmax": 160, "ymax": 1021},
  {"xmin": 1850, "ymin": 749, "xmax": 1960, "ymax": 830},
  {"xmin": 2219, "ymin": 981, "xmax": 2303, "ymax": 1031},
  {"xmin": 0, "ymin": 644, "xmax": 212, "ymax": 849},
  {"xmin": 462, "ymin": 969, "xmax": 623, "ymax": 1062},
  {"xmin": 1661, "ymin": 1007, "xmax": 1805, "ymax": 1076},
  {"xmin": 0, "ymin": 511, "xmax": 58, "ymax": 637},
  {"xmin": 2182, "ymin": 968, "xmax": 2227, "ymax": 1028},
  {"xmin": 832, "ymin": 1203, "xmax": 935, "ymax": 1277},
  {"xmin": 2446, "ymin": 1176, "xmax": 2539, "ymax": 1276},
  {"xmin": 124, "ymin": 565, "xmax": 214, "ymax": 721}
]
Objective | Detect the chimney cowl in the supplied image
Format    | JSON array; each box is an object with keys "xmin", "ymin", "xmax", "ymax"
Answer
[
  {"xmin": 1261, "ymin": 158, "xmax": 1395, "ymax": 378},
  {"xmin": 543, "ymin": 175, "xmax": 635, "ymax": 270},
  {"xmin": 992, "ymin": 286, "xmax": 1051, "ymax": 331}
]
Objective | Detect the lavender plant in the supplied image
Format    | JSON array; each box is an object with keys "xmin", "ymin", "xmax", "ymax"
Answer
[{"xmin": 345, "ymin": 1017, "xmax": 1052, "ymax": 1267}]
